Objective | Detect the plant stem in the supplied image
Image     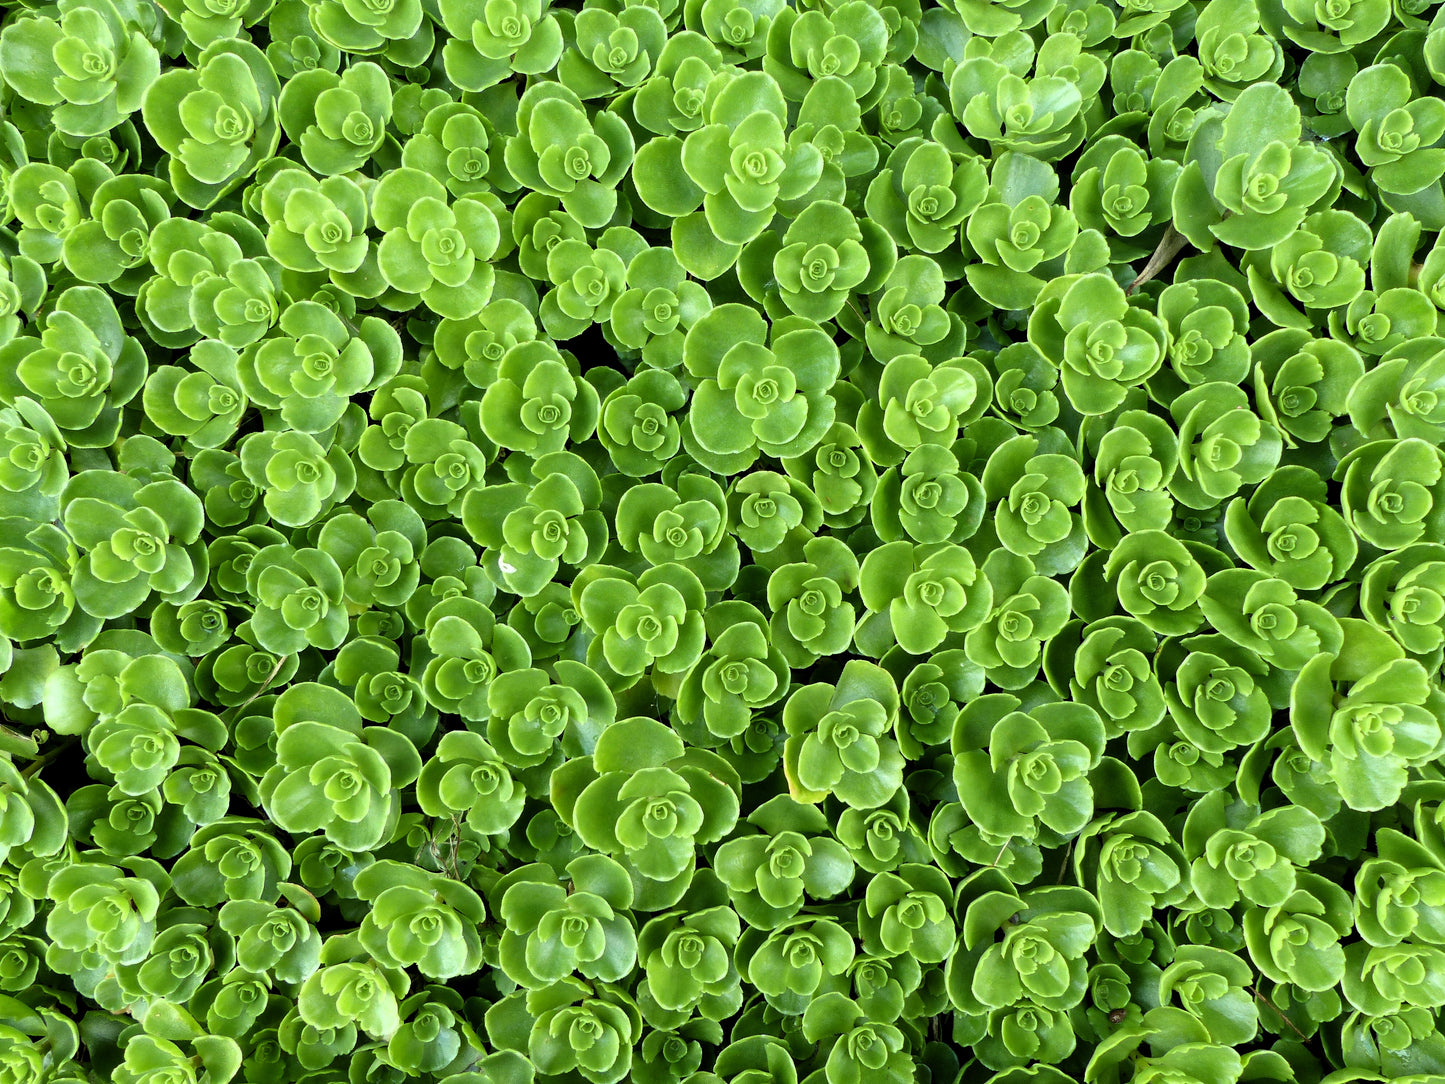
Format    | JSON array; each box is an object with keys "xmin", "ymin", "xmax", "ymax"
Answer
[
  {"xmin": 989, "ymin": 837, "xmax": 1012, "ymax": 867},
  {"xmin": 231, "ymin": 655, "xmax": 289, "ymax": 715},
  {"xmin": 20, "ymin": 737, "xmax": 77, "ymax": 780},
  {"xmin": 1247, "ymin": 985, "xmax": 1310, "ymax": 1041},
  {"xmin": 1055, "ymin": 837, "xmax": 1076, "ymax": 884},
  {"xmin": 1126, "ymin": 225, "xmax": 1190, "ymax": 295}
]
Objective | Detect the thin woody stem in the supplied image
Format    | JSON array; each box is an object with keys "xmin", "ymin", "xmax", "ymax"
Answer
[
  {"xmin": 231, "ymin": 654, "xmax": 289, "ymax": 715},
  {"xmin": 1247, "ymin": 985, "xmax": 1310, "ymax": 1041},
  {"xmin": 989, "ymin": 837, "xmax": 1012, "ymax": 867},
  {"xmin": 1055, "ymin": 837, "xmax": 1076, "ymax": 884},
  {"xmin": 1126, "ymin": 225, "xmax": 1190, "ymax": 295}
]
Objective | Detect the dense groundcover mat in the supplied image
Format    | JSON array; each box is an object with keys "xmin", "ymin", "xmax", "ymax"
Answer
[{"xmin": 8, "ymin": 0, "xmax": 1445, "ymax": 1081}]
